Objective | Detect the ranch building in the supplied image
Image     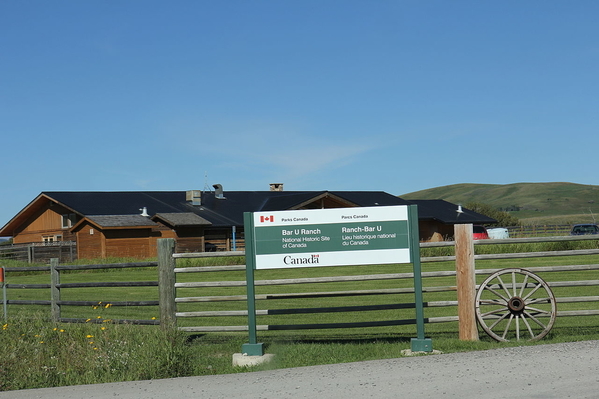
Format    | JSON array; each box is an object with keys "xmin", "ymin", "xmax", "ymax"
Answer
[{"xmin": 0, "ymin": 184, "xmax": 495, "ymax": 260}]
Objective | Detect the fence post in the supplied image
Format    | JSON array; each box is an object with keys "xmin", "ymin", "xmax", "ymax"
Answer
[
  {"xmin": 50, "ymin": 258, "xmax": 60, "ymax": 322},
  {"xmin": 157, "ymin": 238, "xmax": 177, "ymax": 329},
  {"xmin": 454, "ymin": 224, "xmax": 479, "ymax": 341},
  {"xmin": 1, "ymin": 267, "xmax": 6, "ymax": 322}
]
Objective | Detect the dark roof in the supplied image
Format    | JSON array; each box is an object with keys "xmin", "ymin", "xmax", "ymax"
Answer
[
  {"xmin": 153, "ymin": 213, "xmax": 212, "ymax": 227},
  {"xmin": 43, "ymin": 191, "xmax": 187, "ymax": 216},
  {"xmin": 0, "ymin": 190, "xmax": 496, "ymax": 235},
  {"xmin": 85, "ymin": 215, "xmax": 158, "ymax": 228},
  {"xmin": 38, "ymin": 190, "xmax": 416, "ymax": 227},
  {"xmin": 407, "ymin": 199, "xmax": 496, "ymax": 224}
]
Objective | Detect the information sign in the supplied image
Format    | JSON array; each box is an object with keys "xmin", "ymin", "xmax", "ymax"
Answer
[{"xmin": 251, "ymin": 206, "xmax": 411, "ymax": 269}]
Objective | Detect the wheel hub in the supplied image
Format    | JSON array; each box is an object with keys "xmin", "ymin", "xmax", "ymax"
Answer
[{"xmin": 507, "ymin": 296, "xmax": 525, "ymax": 314}]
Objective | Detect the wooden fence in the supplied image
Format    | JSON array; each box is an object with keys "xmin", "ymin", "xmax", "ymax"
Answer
[
  {"xmin": 507, "ymin": 224, "xmax": 572, "ymax": 237},
  {"xmin": 2, "ymin": 228, "xmax": 599, "ymax": 341},
  {"xmin": 1, "ymin": 260, "xmax": 159, "ymax": 325},
  {"xmin": 157, "ymin": 231, "xmax": 599, "ymax": 339},
  {"xmin": 0, "ymin": 242, "xmax": 77, "ymax": 263}
]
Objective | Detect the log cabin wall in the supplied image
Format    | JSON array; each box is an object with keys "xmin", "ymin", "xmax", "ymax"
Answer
[
  {"xmin": 74, "ymin": 224, "xmax": 157, "ymax": 259},
  {"xmin": 76, "ymin": 223, "xmax": 105, "ymax": 259},
  {"xmin": 204, "ymin": 228, "xmax": 245, "ymax": 251},
  {"xmin": 13, "ymin": 203, "xmax": 78, "ymax": 244},
  {"xmin": 173, "ymin": 226, "xmax": 205, "ymax": 252},
  {"xmin": 103, "ymin": 229, "xmax": 155, "ymax": 258},
  {"xmin": 149, "ymin": 224, "xmax": 176, "ymax": 255}
]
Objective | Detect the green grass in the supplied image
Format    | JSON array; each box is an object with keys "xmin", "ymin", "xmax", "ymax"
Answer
[
  {"xmin": 0, "ymin": 313, "xmax": 225, "ymax": 391},
  {"xmin": 1, "ymin": 248, "xmax": 599, "ymax": 391}
]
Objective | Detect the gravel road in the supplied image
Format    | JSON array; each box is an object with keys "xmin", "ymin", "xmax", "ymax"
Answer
[{"xmin": 2, "ymin": 340, "xmax": 598, "ymax": 399}]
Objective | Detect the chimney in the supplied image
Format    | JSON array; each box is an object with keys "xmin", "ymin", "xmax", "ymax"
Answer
[
  {"xmin": 213, "ymin": 184, "xmax": 226, "ymax": 199},
  {"xmin": 186, "ymin": 190, "xmax": 202, "ymax": 206},
  {"xmin": 140, "ymin": 207, "xmax": 149, "ymax": 217},
  {"xmin": 270, "ymin": 183, "xmax": 284, "ymax": 192}
]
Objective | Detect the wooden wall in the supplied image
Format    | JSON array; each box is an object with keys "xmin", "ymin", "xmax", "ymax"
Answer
[
  {"xmin": 76, "ymin": 224, "xmax": 104, "ymax": 259},
  {"xmin": 103, "ymin": 229, "xmax": 155, "ymax": 258},
  {"xmin": 13, "ymin": 204, "xmax": 77, "ymax": 244},
  {"xmin": 74, "ymin": 222, "xmax": 158, "ymax": 259}
]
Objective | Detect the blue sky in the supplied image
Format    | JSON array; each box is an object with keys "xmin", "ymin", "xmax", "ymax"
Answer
[{"xmin": 1, "ymin": 1, "xmax": 599, "ymax": 227}]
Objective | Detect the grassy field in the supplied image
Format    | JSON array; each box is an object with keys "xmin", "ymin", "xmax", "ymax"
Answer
[
  {"xmin": 1, "ymin": 247, "xmax": 599, "ymax": 391},
  {"xmin": 401, "ymin": 181, "xmax": 599, "ymax": 225}
]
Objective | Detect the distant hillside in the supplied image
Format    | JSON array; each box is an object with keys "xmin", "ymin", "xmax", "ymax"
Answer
[{"xmin": 401, "ymin": 182, "xmax": 599, "ymax": 225}]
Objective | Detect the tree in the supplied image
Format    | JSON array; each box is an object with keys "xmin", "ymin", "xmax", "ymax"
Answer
[{"xmin": 465, "ymin": 202, "xmax": 520, "ymax": 227}]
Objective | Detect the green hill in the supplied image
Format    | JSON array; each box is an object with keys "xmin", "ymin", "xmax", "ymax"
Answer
[{"xmin": 401, "ymin": 182, "xmax": 599, "ymax": 225}]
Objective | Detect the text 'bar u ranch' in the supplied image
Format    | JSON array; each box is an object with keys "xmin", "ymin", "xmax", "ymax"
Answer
[{"xmin": 251, "ymin": 205, "xmax": 412, "ymax": 269}]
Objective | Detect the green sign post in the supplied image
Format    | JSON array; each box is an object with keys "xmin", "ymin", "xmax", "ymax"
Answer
[{"xmin": 242, "ymin": 204, "xmax": 432, "ymax": 356}]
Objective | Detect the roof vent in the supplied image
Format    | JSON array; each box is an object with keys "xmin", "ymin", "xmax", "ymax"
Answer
[
  {"xmin": 270, "ymin": 183, "xmax": 284, "ymax": 192},
  {"xmin": 140, "ymin": 207, "xmax": 149, "ymax": 217},
  {"xmin": 186, "ymin": 190, "xmax": 202, "ymax": 206},
  {"xmin": 213, "ymin": 184, "xmax": 226, "ymax": 199}
]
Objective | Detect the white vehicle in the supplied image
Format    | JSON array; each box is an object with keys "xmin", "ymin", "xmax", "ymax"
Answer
[{"xmin": 487, "ymin": 227, "xmax": 509, "ymax": 239}]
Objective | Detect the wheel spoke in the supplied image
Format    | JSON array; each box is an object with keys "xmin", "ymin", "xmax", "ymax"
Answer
[
  {"xmin": 522, "ymin": 282, "xmax": 542, "ymax": 301},
  {"xmin": 523, "ymin": 310, "xmax": 549, "ymax": 329},
  {"xmin": 484, "ymin": 285, "xmax": 510, "ymax": 303},
  {"xmin": 512, "ymin": 271, "xmax": 518, "ymax": 297},
  {"xmin": 524, "ymin": 306, "xmax": 552, "ymax": 316},
  {"xmin": 488, "ymin": 311, "xmax": 511, "ymax": 330},
  {"xmin": 496, "ymin": 275, "xmax": 512, "ymax": 299},
  {"xmin": 519, "ymin": 274, "xmax": 529, "ymax": 297},
  {"xmin": 481, "ymin": 307, "xmax": 510, "ymax": 318},
  {"xmin": 501, "ymin": 314, "xmax": 514, "ymax": 339},
  {"xmin": 520, "ymin": 313, "xmax": 536, "ymax": 339},
  {"xmin": 479, "ymin": 298, "xmax": 507, "ymax": 306},
  {"xmin": 526, "ymin": 297, "xmax": 552, "ymax": 305}
]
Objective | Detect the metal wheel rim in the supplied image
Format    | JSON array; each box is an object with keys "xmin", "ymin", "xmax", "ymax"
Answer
[{"xmin": 475, "ymin": 268, "xmax": 557, "ymax": 342}]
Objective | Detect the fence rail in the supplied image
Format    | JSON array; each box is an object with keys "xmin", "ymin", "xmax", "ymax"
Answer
[
  {"xmin": 157, "ymin": 234, "xmax": 599, "ymax": 337},
  {"xmin": 506, "ymin": 224, "xmax": 573, "ymax": 237},
  {"xmin": 2, "ymin": 231, "xmax": 599, "ymax": 341},
  {"xmin": 0, "ymin": 242, "xmax": 77, "ymax": 263},
  {"xmin": 1, "ymin": 260, "xmax": 159, "ymax": 325}
]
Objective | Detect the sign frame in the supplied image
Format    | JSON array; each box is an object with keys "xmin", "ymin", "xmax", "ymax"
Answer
[{"xmin": 241, "ymin": 204, "xmax": 432, "ymax": 356}]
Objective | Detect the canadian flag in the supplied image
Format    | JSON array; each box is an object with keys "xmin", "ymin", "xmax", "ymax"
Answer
[{"xmin": 260, "ymin": 215, "xmax": 274, "ymax": 223}]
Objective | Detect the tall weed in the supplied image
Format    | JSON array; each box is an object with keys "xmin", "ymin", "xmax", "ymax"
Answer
[{"xmin": 0, "ymin": 313, "xmax": 196, "ymax": 391}]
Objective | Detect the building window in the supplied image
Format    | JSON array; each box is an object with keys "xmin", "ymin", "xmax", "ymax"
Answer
[
  {"xmin": 62, "ymin": 214, "xmax": 77, "ymax": 229},
  {"xmin": 43, "ymin": 234, "xmax": 62, "ymax": 243}
]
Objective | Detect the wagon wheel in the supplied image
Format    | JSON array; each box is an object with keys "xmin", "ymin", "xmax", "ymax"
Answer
[{"xmin": 475, "ymin": 268, "xmax": 557, "ymax": 342}]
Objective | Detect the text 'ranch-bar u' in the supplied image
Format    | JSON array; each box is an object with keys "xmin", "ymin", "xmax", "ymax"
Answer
[{"xmin": 251, "ymin": 205, "xmax": 411, "ymax": 269}]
